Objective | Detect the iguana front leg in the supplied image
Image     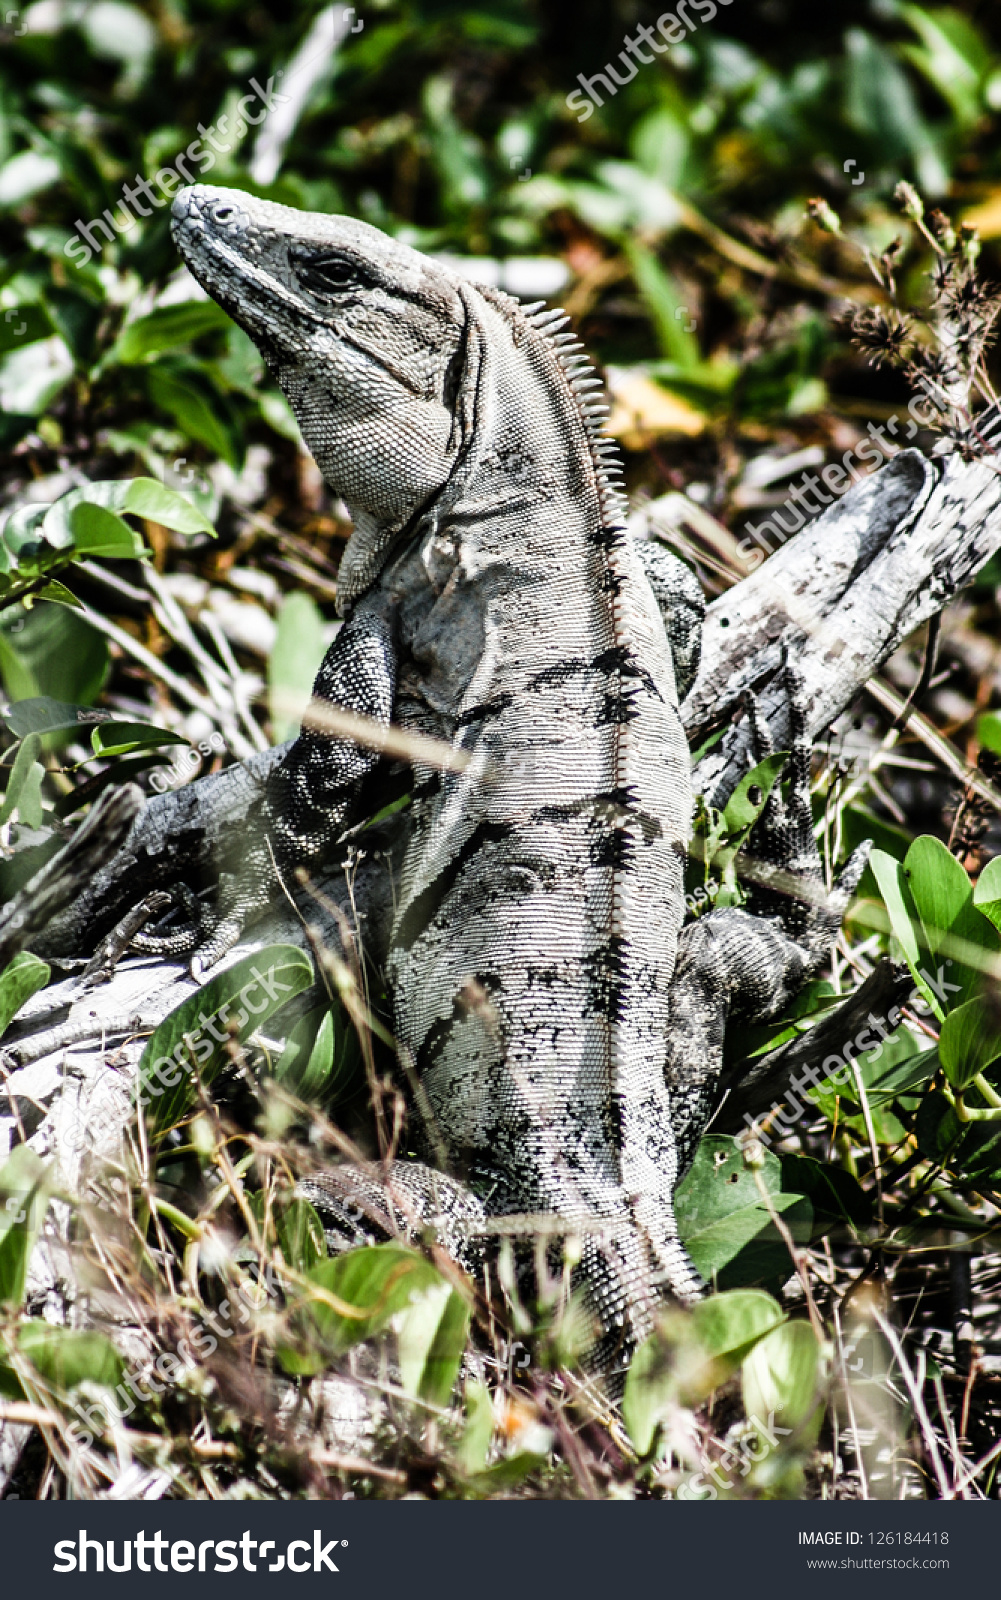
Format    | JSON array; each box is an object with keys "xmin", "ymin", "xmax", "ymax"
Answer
[
  {"xmin": 665, "ymin": 666, "xmax": 871, "ymax": 1177},
  {"xmin": 152, "ymin": 609, "xmax": 398, "ymax": 972}
]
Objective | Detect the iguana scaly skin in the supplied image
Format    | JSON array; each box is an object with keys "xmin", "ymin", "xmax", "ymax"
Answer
[{"xmin": 167, "ymin": 184, "xmax": 866, "ymax": 1364}]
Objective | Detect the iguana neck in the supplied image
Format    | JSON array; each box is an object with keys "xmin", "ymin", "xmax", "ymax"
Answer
[{"xmin": 334, "ymin": 281, "xmax": 629, "ymax": 614}]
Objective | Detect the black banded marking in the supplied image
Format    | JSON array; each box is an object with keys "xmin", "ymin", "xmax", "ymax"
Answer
[
  {"xmin": 455, "ymin": 692, "xmax": 515, "ymax": 727},
  {"xmin": 395, "ymin": 819, "xmax": 515, "ymax": 950}
]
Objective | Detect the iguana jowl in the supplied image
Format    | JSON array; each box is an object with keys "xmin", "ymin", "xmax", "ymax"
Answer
[{"xmin": 168, "ymin": 184, "xmax": 866, "ymax": 1363}]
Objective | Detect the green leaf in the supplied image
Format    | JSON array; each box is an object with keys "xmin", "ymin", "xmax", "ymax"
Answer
[
  {"xmin": 939, "ymin": 998, "xmax": 1001, "ymax": 1091},
  {"xmin": 396, "ymin": 1282, "xmax": 471, "ymax": 1407},
  {"xmin": 2, "ymin": 500, "xmax": 67, "ymax": 567},
  {"xmin": 0, "ymin": 951, "xmax": 50, "ymax": 1037},
  {"xmin": 39, "ymin": 477, "xmax": 216, "ymax": 543},
  {"xmin": 904, "ymin": 834, "xmax": 997, "ymax": 1011},
  {"xmin": 625, "ymin": 1288, "xmax": 788, "ymax": 1452},
  {"xmin": 976, "ymin": 711, "xmax": 1001, "ymax": 760},
  {"xmin": 119, "ymin": 477, "xmax": 216, "ymax": 536},
  {"xmin": 3, "ymin": 698, "xmax": 105, "ymax": 739},
  {"xmin": 722, "ymin": 752, "xmax": 789, "ymax": 838},
  {"xmin": 147, "ymin": 368, "xmax": 238, "ymax": 468},
  {"xmin": 273, "ymin": 1004, "xmax": 361, "ymax": 1104},
  {"xmin": 89, "ymin": 722, "xmax": 188, "ymax": 759},
  {"xmin": 0, "ymin": 606, "xmax": 107, "ymax": 708},
  {"xmin": 624, "ymin": 239, "xmax": 700, "ymax": 368},
  {"xmin": 915, "ymin": 1089, "xmax": 962, "ymax": 1164},
  {"xmin": 268, "ymin": 593, "xmax": 327, "ymax": 743},
  {"xmin": 973, "ymin": 855, "xmax": 1001, "ymax": 934},
  {"xmin": 17, "ymin": 1322, "xmax": 123, "ymax": 1396},
  {"xmin": 2, "ymin": 700, "xmax": 183, "ymax": 763},
  {"xmin": 248, "ymin": 1192, "xmax": 326, "ymax": 1273},
  {"xmin": 0, "ymin": 306, "xmax": 53, "ymax": 357},
  {"xmin": 282, "ymin": 1245, "xmax": 444, "ymax": 1372},
  {"xmin": 137, "ymin": 945, "xmax": 314, "ymax": 1134},
  {"xmin": 741, "ymin": 1320, "xmax": 821, "ymax": 1431},
  {"xmin": 457, "ymin": 1379, "xmax": 494, "ymax": 1476},
  {"xmin": 870, "ymin": 848, "xmax": 923, "ymax": 973},
  {"xmin": 689, "ymin": 1288, "xmax": 786, "ymax": 1366},
  {"xmin": 779, "ymin": 1155, "xmax": 872, "ymax": 1230},
  {"xmin": 676, "ymin": 1136, "xmax": 813, "ymax": 1288},
  {"xmin": 105, "ymin": 301, "xmax": 232, "ymax": 366},
  {"xmin": 0, "ymin": 1148, "xmax": 54, "ymax": 1310},
  {"xmin": 622, "ymin": 1329, "xmax": 677, "ymax": 1457},
  {"xmin": 66, "ymin": 501, "xmax": 147, "ymax": 559},
  {"xmin": 0, "ymin": 731, "xmax": 44, "ymax": 826}
]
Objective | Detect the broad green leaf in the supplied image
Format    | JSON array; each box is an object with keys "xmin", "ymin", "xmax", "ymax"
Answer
[
  {"xmin": 856, "ymin": 1041, "xmax": 938, "ymax": 1106},
  {"xmin": 0, "ymin": 1148, "xmax": 54, "ymax": 1309},
  {"xmin": 2, "ymin": 700, "xmax": 182, "ymax": 762},
  {"xmin": 0, "ymin": 951, "xmax": 50, "ymax": 1036},
  {"xmin": 273, "ymin": 1004, "xmax": 360, "ymax": 1104},
  {"xmin": 396, "ymin": 1282, "xmax": 471, "ymax": 1407},
  {"xmin": 721, "ymin": 752, "xmax": 789, "ymax": 839},
  {"xmin": 2, "ymin": 500, "xmax": 64, "ymax": 565},
  {"xmin": 688, "ymin": 1288, "xmax": 786, "ymax": 1366},
  {"xmin": 976, "ymin": 711, "xmax": 1001, "ymax": 760},
  {"xmin": 0, "ymin": 306, "xmax": 52, "ymax": 357},
  {"xmin": 119, "ymin": 477, "xmax": 216, "ymax": 536},
  {"xmin": 915, "ymin": 1088, "xmax": 962, "ymax": 1164},
  {"xmin": 869, "ymin": 848, "xmax": 923, "ymax": 972},
  {"xmin": 742, "ymin": 1320, "xmax": 821, "ymax": 1431},
  {"xmin": 0, "ymin": 731, "xmax": 43, "ymax": 825},
  {"xmin": 457, "ymin": 1379, "xmax": 494, "ymax": 1476},
  {"xmin": 66, "ymin": 501, "xmax": 147, "ymax": 559},
  {"xmin": 105, "ymin": 301, "xmax": 232, "ymax": 366},
  {"xmin": 147, "ymin": 368, "xmax": 238, "ymax": 468},
  {"xmin": 676, "ymin": 1136, "xmax": 813, "ymax": 1287},
  {"xmin": 622, "ymin": 1329, "xmax": 677, "ymax": 1457},
  {"xmin": 40, "ymin": 477, "xmax": 215, "ymax": 542},
  {"xmin": 904, "ymin": 834, "xmax": 997, "ymax": 1010},
  {"xmin": 18, "ymin": 1322, "xmax": 123, "ymax": 1396},
  {"xmin": 3, "ymin": 698, "xmax": 107, "ymax": 739},
  {"xmin": 137, "ymin": 945, "xmax": 314, "ymax": 1134},
  {"xmin": 973, "ymin": 855, "xmax": 1001, "ymax": 934},
  {"xmin": 939, "ymin": 998, "xmax": 1001, "ymax": 1091},
  {"xmin": 0, "ymin": 606, "xmax": 107, "ymax": 708},
  {"xmin": 269, "ymin": 592, "xmax": 327, "ymax": 743},
  {"xmin": 281, "ymin": 1245, "xmax": 444, "ymax": 1372},
  {"xmin": 625, "ymin": 1290, "xmax": 786, "ymax": 1454},
  {"xmin": 248, "ymin": 1192, "xmax": 326, "ymax": 1273},
  {"xmin": 779, "ymin": 1155, "xmax": 872, "ymax": 1230}
]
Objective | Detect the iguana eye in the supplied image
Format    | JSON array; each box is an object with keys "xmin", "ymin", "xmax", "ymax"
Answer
[{"xmin": 295, "ymin": 253, "xmax": 367, "ymax": 296}]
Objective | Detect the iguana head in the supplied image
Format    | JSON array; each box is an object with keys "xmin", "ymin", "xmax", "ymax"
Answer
[{"xmin": 171, "ymin": 184, "xmax": 477, "ymax": 603}]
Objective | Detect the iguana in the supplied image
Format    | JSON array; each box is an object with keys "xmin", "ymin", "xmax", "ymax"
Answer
[{"xmin": 98, "ymin": 185, "xmax": 877, "ymax": 1365}]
